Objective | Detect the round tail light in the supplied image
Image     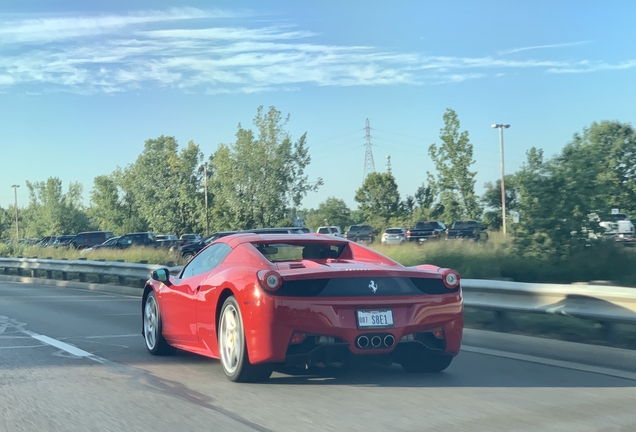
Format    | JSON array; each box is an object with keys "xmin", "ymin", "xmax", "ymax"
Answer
[
  {"xmin": 441, "ymin": 269, "xmax": 460, "ymax": 289},
  {"xmin": 257, "ymin": 270, "xmax": 282, "ymax": 292}
]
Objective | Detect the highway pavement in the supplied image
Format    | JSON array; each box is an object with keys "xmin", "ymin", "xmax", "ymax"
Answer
[{"xmin": 1, "ymin": 280, "xmax": 636, "ymax": 432}]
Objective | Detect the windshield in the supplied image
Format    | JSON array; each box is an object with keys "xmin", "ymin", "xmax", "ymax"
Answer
[{"xmin": 252, "ymin": 242, "xmax": 346, "ymax": 262}]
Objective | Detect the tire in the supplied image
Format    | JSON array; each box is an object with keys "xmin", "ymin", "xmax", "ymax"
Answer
[
  {"xmin": 143, "ymin": 291, "xmax": 175, "ymax": 355},
  {"xmin": 401, "ymin": 353, "xmax": 453, "ymax": 373},
  {"xmin": 182, "ymin": 252, "xmax": 194, "ymax": 261},
  {"xmin": 218, "ymin": 296, "xmax": 272, "ymax": 382}
]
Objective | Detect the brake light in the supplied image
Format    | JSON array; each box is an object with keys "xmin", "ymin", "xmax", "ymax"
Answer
[
  {"xmin": 257, "ymin": 270, "xmax": 282, "ymax": 292},
  {"xmin": 406, "ymin": 230, "xmax": 411, "ymax": 236},
  {"xmin": 290, "ymin": 332, "xmax": 307, "ymax": 344},
  {"xmin": 441, "ymin": 269, "xmax": 460, "ymax": 289}
]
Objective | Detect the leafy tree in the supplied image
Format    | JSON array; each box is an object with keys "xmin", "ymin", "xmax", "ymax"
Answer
[
  {"xmin": 210, "ymin": 106, "xmax": 321, "ymax": 230},
  {"xmin": 0, "ymin": 206, "xmax": 13, "ymax": 240},
  {"xmin": 354, "ymin": 172, "xmax": 401, "ymax": 224},
  {"xmin": 513, "ymin": 121, "xmax": 636, "ymax": 258},
  {"xmin": 303, "ymin": 197, "xmax": 351, "ymax": 231},
  {"xmin": 428, "ymin": 108, "xmax": 481, "ymax": 223},
  {"xmin": 88, "ymin": 174, "xmax": 147, "ymax": 235},
  {"xmin": 119, "ymin": 136, "xmax": 203, "ymax": 235},
  {"xmin": 22, "ymin": 177, "xmax": 92, "ymax": 237},
  {"xmin": 481, "ymin": 175, "xmax": 519, "ymax": 230}
]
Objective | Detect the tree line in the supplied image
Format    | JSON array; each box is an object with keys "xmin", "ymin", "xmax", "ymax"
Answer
[{"xmin": 1, "ymin": 105, "xmax": 634, "ymax": 259}]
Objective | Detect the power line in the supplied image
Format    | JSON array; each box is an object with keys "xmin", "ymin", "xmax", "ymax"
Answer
[{"xmin": 363, "ymin": 118, "xmax": 376, "ymax": 180}]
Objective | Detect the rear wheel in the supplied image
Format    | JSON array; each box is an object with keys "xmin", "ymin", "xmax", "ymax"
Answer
[
  {"xmin": 401, "ymin": 353, "xmax": 453, "ymax": 373},
  {"xmin": 218, "ymin": 296, "xmax": 272, "ymax": 382},
  {"xmin": 182, "ymin": 252, "xmax": 194, "ymax": 261},
  {"xmin": 143, "ymin": 291, "xmax": 175, "ymax": 355}
]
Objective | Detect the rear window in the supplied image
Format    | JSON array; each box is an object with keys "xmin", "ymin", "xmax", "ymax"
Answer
[
  {"xmin": 253, "ymin": 242, "xmax": 346, "ymax": 262},
  {"xmin": 451, "ymin": 221, "xmax": 480, "ymax": 229},
  {"xmin": 348, "ymin": 225, "xmax": 372, "ymax": 233},
  {"xmin": 317, "ymin": 227, "xmax": 339, "ymax": 234},
  {"xmin": 414, "ymin": 222, "xmax": 440, "ymax": 230},
  {"xmin": 385, "ymin": 228, "xmax": 404, "ymax": 234}
]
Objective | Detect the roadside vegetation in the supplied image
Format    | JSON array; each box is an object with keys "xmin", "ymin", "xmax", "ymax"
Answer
[{"xmin": 1, "ymin": 106, "xmax": 635, "ymax": 286}]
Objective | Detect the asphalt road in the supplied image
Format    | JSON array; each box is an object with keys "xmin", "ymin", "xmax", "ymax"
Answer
[{"xmin": 2, "ymin": 281, "xmax": 636, "ymax": 432}]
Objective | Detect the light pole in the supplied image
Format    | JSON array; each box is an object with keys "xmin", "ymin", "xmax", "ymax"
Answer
[
  {"xmin": 200, "ymin": 163, "xmax": 209, "ymax": 235},
  {"xmin": 11, "ymin": 184, "xmax": 20, "ymax": 242},
  {"xmin": 491, "ymin": 124, "xmax": 510, "ymax": 236}
]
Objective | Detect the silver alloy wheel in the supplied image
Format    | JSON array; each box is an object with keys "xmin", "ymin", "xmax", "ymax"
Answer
[
  {"xmin": 219, "ymin": 303, "xmax": 241, "ymax": 375},
  {"xmin": 144, "ymin": 295, "xmax": 158, "ymax": 350}
]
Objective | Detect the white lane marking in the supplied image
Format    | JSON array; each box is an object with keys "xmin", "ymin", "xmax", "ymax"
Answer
[
  {"xmin": 463, "ymin": 345, "xmax": 636, "ymax": 382},
  {"xmin": 74, "ymin": 334, "xmax": 139, "ymax": 339},
  {"xmin": 23, "ymin": 330, "xmax": 108, "ymax": 363},
  {"xmin": 0, "ymin": 344, "xmax": 47, "ymax": 350}
]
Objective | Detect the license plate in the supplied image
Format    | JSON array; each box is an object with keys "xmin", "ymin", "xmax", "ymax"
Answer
[{"xmin": 357, "ymin": 309, "xmax": 394, "ymax": 328}]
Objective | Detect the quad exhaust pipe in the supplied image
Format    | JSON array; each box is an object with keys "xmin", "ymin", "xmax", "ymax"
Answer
[{"xmin": 355, "ymin": 334, "xmax": 395, "ymax": 349}]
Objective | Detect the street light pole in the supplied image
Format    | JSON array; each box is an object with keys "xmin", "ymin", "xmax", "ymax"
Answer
[
  {"xmin": 201, "ymin": 163, "xmax": 209, "ymax": 236},
  {"xmin": 491, "ymin": 124, "xmax": 510, "ymax": 236},
  {"xmin": 11, "ymin": 184, "xmax": 20, "ymax": 242}
]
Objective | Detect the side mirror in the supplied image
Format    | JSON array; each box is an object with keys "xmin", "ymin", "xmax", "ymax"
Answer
[{"xmin": 151, "ymin": 268, "xmax": 171, "ymax": 284}]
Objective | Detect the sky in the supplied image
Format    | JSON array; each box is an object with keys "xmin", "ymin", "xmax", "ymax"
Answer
[{"xmin": 1, "ymin": 0, "xmax": 635, "ymax": 212}]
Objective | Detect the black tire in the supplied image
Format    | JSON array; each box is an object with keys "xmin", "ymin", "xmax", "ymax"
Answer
[
  {"xmin": 401, "ymin": 353, "xmax": 453, "ymax": 373},
  {"xmin": 218, "ymin": 296, "xmax": 273, "ymax": 382},
  {"xmin": 143, "ymin": 291, "xmax": 175, "ymax": 355}
]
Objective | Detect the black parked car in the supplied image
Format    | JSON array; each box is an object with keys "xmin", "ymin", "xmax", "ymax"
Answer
[
  {"xmin": 406, "ymin": 221, "xmax": 447, "ymax": 243},
  {"xmin": 95, "ymin": 232, "xmax": 161, "ymax": 249},
  {"xmin": 69, "ymin": 231, "xmax": 114, "ymax": 249},
  {"xmin": 344, "ymin": 225, "xmax": 374, "ymax": 243},
  {"xmin": 446, "ymin": 221, "xmax": 488, "ymax": 241},
  {"xmin": 51, "ymin": 235, "xmax": 76, "ymax": 248}
]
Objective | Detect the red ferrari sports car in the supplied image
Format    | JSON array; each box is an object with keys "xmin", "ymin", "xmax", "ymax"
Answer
[{"xmin": 142, "ymin": 233, "xmax": 463, "ymax": 382}]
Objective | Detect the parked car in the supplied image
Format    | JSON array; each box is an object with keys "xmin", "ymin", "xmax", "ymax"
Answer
[
  {"xmin": 179, "ymin": 234, "xmax": 203, "ymax": 246},
  {"xmin": 156, "ymin": 234, "xmax": 180, "ymax": 249},
  {"xmin": 317, "ymin": 226, "xmax": 343, "ymax": 236},
  {"xmin": 51, "ymin": 235, "xmax": 76, "ymax": 248},
  {"xmin": 82, "ymin": 236, "xmax": 121, "ymax": 253},
  {"xmin": 381, "ymin": 227, "xmax": 407, "ymax": 245},
  {"xmin": 35, "ymin": 236, "xmax": 56, "ymax": 247},
  {"xmin": 95, "ymin": 232, "xmax": 160, "ymax": 249},
  {"xmin": 69, "ymin": 231, "xmax": 114, "ymax": 249},
  {"xmin": 599, "ymin": 213, "xmax": 635, "ymax": 240},
  {"xmin": 406, "ymin": 221, "xmax": 446, "ymax": 243},
  {"xmin": 142, "ymin": 233, "xmax": 462, "ymax": 382},
  {"xmin": 446, "ymin": 221, "xmax": 488, "ymax": 241},
  {"xmin": 345, "ymin": 225, "xmax": 374, "ymax": 243}
]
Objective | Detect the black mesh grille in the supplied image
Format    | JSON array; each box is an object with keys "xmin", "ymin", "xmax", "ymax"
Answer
[{"xmin": 275, "ymin": 277, "xmax": 457, "ymax": 297}]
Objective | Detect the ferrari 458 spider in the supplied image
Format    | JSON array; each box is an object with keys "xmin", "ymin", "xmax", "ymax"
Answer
[{"xmin": 142, "ymin": 233, "xmax": 463, "ymax": 382}]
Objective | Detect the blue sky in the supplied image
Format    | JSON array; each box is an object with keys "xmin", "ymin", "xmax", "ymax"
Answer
[{"xmin": 1, "ymin": 1, "xmax": 635, "ymax": 212}]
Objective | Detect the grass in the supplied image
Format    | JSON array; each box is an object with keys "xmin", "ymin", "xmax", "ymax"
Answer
[
  {"xmin": 372, "ymin": 234, "xmax": 636, "ymax": 287},
  {"xmin": 3, "ymin": 245, "xmax": 184, "ymax": 266}
]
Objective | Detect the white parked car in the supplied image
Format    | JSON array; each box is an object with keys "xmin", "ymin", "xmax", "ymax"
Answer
[
  {"xmin": 317, "ymin": 226, "xmax": 343, "ymax": 237},
  {"xmin": 599, "ymin": 213, "xmax": 635, "ymax": 240},
  {"xmin": 381, "ymin": 227, "xmax": 407, "ymax": 245}
]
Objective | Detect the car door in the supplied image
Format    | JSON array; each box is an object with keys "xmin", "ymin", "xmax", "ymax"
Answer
[
  {"xmin": 193, "ymin": 244, "xmax": 233, "ymax": 352},
  {"xmin": 160, "ymin": 244, "xmax": 230, "ymax": 344}
]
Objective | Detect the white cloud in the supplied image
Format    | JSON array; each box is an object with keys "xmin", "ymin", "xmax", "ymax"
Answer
[
  {"xmin": 497, "ymin": 41, "xmax": 591, "ymax": 56},
  {"xmin": 0, "ymin": 10, "xmax": 631, "ymax": 94}
]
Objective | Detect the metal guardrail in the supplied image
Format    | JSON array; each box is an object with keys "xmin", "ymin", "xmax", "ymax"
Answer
[
  {"xmin": 0, "ymin": 257, "xmax": 182, "ymax": 286},
  {"xmin": 1, "ymin": 258, "xmax": 634, "ymax": 338}
]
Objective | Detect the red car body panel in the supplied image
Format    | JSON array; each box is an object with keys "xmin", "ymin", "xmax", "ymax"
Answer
[{"xmin": 146, "ymin": 233, "xmax": 463, "ymax": 364}]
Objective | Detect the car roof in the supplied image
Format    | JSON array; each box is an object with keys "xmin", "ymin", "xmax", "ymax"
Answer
[{"xmin": 220, "ymin": 233, "xmax": 342, "ymax": 247}]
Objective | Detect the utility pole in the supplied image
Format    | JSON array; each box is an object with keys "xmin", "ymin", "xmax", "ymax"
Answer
[
  {"xmin": 386, "ymin": 155, "xmax": 392, "ymax": 175},
  {"xmin": 11, "ymin": 184, "xmax": 19, "ymax": 242},
  {"xmin": 200, "ymin": 163, "xmax": 209, "ymax": 235},
  {"xmin": 363, "ymin": 118, "xmax": 376, "ymax": 180},
  {"xmin": 491, "ymin": 124, "xmax": 510, "ymax": 235}
]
